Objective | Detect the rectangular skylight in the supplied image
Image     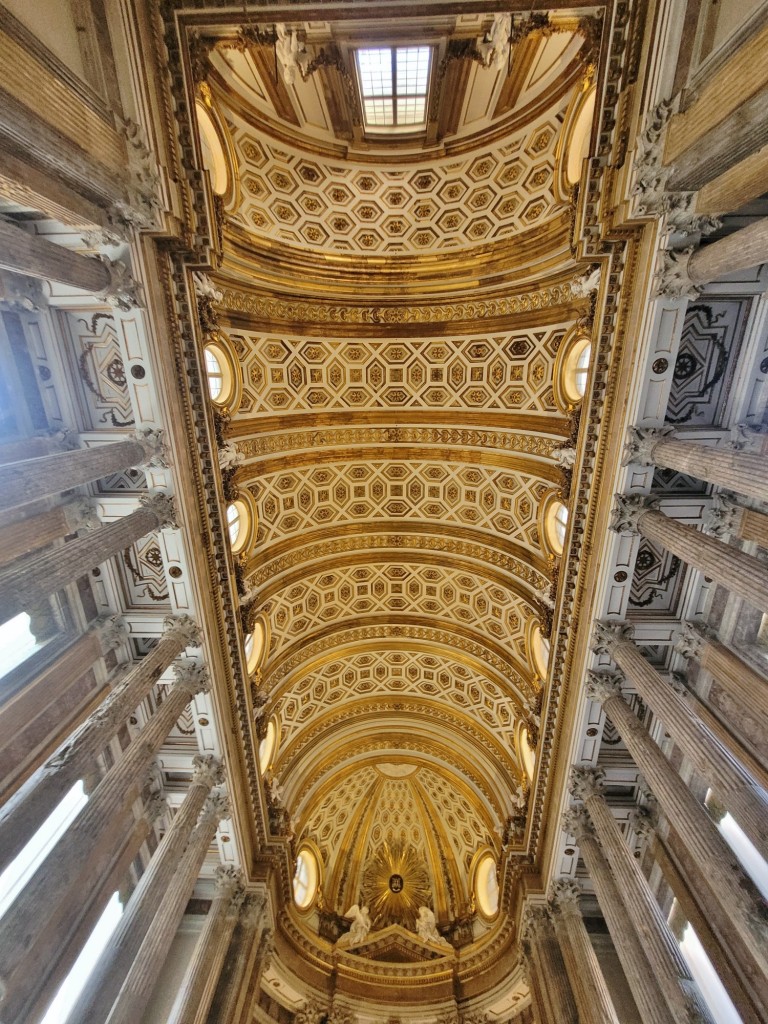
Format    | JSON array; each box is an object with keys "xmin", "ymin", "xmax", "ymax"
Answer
[{"xmin": 356, "ymin": 46, "xmax": 431, "ymax": 131}]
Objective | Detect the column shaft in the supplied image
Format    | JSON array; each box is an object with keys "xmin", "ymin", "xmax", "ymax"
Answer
[
  {"xmin": 0, "ymin": 501, "xmax": 170, "ymax": 626},
  {"xmin": 701, "ymin": 637, "xmax": 768, "ymax": 723},
  {"xmin": 549, "ymin": 891, "xmax": 620, "ymax": 1024},
  {"xmin": 689, "ymin": 217, "xmax": 768, "ymax": 284},
  {"xmin": 0, "ymin": 434, "xmax": 65, "ymax": 464},
  {"xmin": 62, "ymin": 763, "xmax": 220, "ymax": 1024},
  {"xmin": 166, "ymin": 870, "xmax": 242, "ymax": 1024},
  {"xmin": 578, "ymin": 784, "xmax": 713, "ymax": 1023},
  {"xmin": 0, "ymin": 217, "xmax": 111, "ymax": 292},
  {"xmin": 638, "ymin": 507, "xmax": 768, "ymax": 612},
  {"xmin": 0, "ymin": 620, "xmax": 196, "ymax": 872},
  {"xmin": 0, "ymin": 680, "xmax": 196, "ymax": 1023},
  {"xmin": 205, "ymin": 897, "xmax": 266, "ymax": 1024},
  {"xmin": 522, "ymin": 908, "xmax": 578, "ymax": 1024},
  {"xmin": 0, "ymin": 439, "xmax": 148, "ymax": 515},
  {"xmin": 599, "ymin": 689, "xmax": 768, "ymax": 980},
  {"xmin": 612, "ymin": 640, "xmax": 768, "ymax": 857},
  {"xmin": 573, "ymin": 822, "xmax": 676, "ymax": 1024},
  {"xmin": 0, "ymin": 504, "xmax": 70, "ymax": 565},
  {"xmin": 104, "ymin": 809, "xmax": 224, "ymax": 1024},
  {"xmin": 644, "ymin": 436, "xmax": 768, "ymax": 505}
]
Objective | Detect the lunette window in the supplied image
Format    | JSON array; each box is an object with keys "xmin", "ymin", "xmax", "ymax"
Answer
[{"xmin": 355, "ymin": 47, "xmax": 431, "ymax": 131}]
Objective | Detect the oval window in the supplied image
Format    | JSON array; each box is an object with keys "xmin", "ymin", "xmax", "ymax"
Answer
[
  {"xmin": 196, "ymin": 100, "xmax": 230, "ymax": 196},
  {"xmin": 520, "ymin": 726, "xmax": 536, "ymax": 782},
  {"xmin": 259, "ymin": 718, "xmax": 277, "ymax": 775},
  {"xmin": 226, "ymin": 500, "xmax": 250, "ymax": 554},
  {"xmin": 293, "ymin": 848, "xmax": 318, "ymax": 909},
  {"xmin": 566, "ymin": 86, "xmax": 596, "ymax": 186},
  {"xmin": 244, "ymin": 618, "xmax": 267, "ymax": 675},
  {"xmin": 544, "ymin": 499, "xmax": 569, "ymax": 557},
  {"xmin": 530, "ymin": 623, "xmax": 550, "ymax": 681},
  {"xmin": 204, "ymin": 342, "xmax": 237, "ymax": 407},
  {"xmin": 474, "ymin": 852, "xmax": 499, "ymax": 918}
]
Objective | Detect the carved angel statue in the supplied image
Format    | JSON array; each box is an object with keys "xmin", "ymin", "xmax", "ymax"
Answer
[
  {"xmin": 510, "ymin": 781, "xmax": 528, "ymax": 813},
  {"xmin": 218, "ymin": 440, "xmax": 244, "ymax": 471},
  {"xmin": 343, "ymin": 904, "xmax": 372, "ymax": 945},
  {"xmin": 415, "ymin": 906, "xmax": 451, "ymax": 947},
  {"xmin": 570, "ymin": 266, "xmax": 601, "ymax": 298},
  {"xmin": 476, "ymin": 13, "xmax": 511, "ymax": 69},
  {"xmin": 267, "ymin": 772, "xmax": 284, "ymax": 805},
  {"xmin": 275, "ymin": 24, "xmax": 309, "ymax": 86}
]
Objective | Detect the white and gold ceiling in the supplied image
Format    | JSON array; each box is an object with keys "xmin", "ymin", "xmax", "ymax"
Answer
[{"xmin": 184, "ymin": 2, "xmax": 607, "ymax": 1004}]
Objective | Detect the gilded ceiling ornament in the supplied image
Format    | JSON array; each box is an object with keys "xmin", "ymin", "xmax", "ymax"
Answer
[{"xmin": 361, "ymin": 842, "xmax": 431, "ymax": 931}]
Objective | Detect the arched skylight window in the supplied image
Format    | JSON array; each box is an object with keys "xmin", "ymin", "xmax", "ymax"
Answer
[
  {"xmin": 474, "ymin": 852, "xmax": 499, "ymax": 918},
  {"xmin": 530, "ymin": 623, "xmax": 550, "ymax": 681},
  {"xmin": 204, "ymin": 346, "xmax": 224, "ymax": 401},
  {"xmin": 293, "ymin": 848, "xmax": 319, "ymax": 909},
  {"xmin": 259, "ymin": 718, "xmax": 277, "ymax": 775}
]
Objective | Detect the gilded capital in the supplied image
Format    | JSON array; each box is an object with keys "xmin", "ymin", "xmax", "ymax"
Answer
[
  {"xmin": 548, "ymin": 878, "xmax": 582, "ymax": 916},
  {"xmin": 163, "ymin": 613, "xmax": 201, "ymax": 649},
  {"xmin": 622, "ymin": 425, "xmax": 675, "ymax": 467},
  {"xmin": 591, "ymin": 620, "xmax": 635, "ymax": 656},
  {"xmin": 192, "ymin": 753, "xmax": 225, "ymax": 788},
  {"xmin": 569, "ymin": 764, "xmax": 605, "ymax": 803},
  {"xmin": 585, "ymin": 669, "xmax": 624, "ymax": 705},
  {"xmin": 609, "ymin": 493, "xmax": 658, "ymax": 535},
  {"xmin": 140, "ymin": 490, "xmax": 177, "ymax": 529},
  {"xmin": 173, "ymin": 658, "xmax": 211, "ymax": 697},
  {"xmin": 562, "ymin": 806, "xmax": 592, "ymax": 840}
]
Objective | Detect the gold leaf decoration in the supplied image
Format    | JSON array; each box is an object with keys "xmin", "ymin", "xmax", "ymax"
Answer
[{"xmin": 362, "ymin": 842, "xmax": 431, "ymax": 930}]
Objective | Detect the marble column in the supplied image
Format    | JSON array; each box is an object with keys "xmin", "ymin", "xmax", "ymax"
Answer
[
  {"xmin": 0, "ymin": 614, "xmax": 199, "ymax": 872},
  {"xmin": 166, "ymin": 866, "xmax": 245, "ymax": 1024},
  {"xmin": 0, "ymin": 430, "xmax": 166, "ymax": 516},
  {"xmin": 62, "ymin": 755, "xmax": 224, "ymax": 1024},
  {"xmin": 0, "ymin": 660, "xmax": 209, "ymax": 1024},
  {"xmin": 562, "ymin": 808, "xmax": 676, "ymax": 1024},
  {"xmin": 704, "ymin": 492, "xmax": 768, "ymax": 550},
  {"xmin": 611, "ymin": 493, "xmax": 768, "ymax": 612},
  {"xmin": 0, "ymin": 491, "xmax": 176, "ymax": 626},
  {"xmin": 624, "ymin": 427, "xmax": 768, "ymax": 505},
  {"xmin": 689, "ymin": 218, "xmax": 768, "ymax": 284},
  {"xmin": 205, "ymin": 895, "xmax": 268, "ymax": 1024},
  {"xmin": 520, "ymin": 905, "xmax": 578, "ymax": 1024},
  {"xmin": 569, "ymin": 766, "xmax": 714, "ymax": 1024},
  {"xmin": 548, "ymin": 878, "xmax": 621, "ymax": 1024},
  {"xmin": 593, "ymin": 622, "xmax": 768, "ymax": 858},
  {"xmin": 675, "ymin": 620, "xmax": 768, "ymax": 723},
  {"xmin": 0, "ymin": 217, "xmax": 112, "ymax": 292},
  {"xmin": 584, "ymin": 671, "xmax": 768, "ymax": 982},
  {"xmin": 103, "ymin": 792, "xmax": 230, "ymax": 1024},
  {"xmin": 0, "ymin": 433, "xmax": 69, "ymax": 464}
]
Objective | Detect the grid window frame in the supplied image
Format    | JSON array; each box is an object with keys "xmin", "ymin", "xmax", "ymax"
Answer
[{"xmin": 355, "ymin": 45, "xmax": 432, "ymax": 133}]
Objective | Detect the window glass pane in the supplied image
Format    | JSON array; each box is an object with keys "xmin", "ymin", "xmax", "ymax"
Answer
[
  {"xmin": 396, "ymin": 46, "xmax": 430, "ymax": 94},
  {"xmin": 227, "ymin": 503, "xmax": 241, "ymax": 545},
  {"xmin": 204, "ymin": 347, "xmax": 223, "ymax": 400},
  {"xmin": 0, "ymin": 612, "xmax": 41, "ymax": 680},
  {"xmin": 357, "ymin": 49, "xmax": 392, "ymax": 97},
  {"xmin": 397, "ymin": 98, "xmax": 426, "ymax": 125},
  {"xmin": 364, "ymin": 98, "xmax": 394, "ymax": 126}
]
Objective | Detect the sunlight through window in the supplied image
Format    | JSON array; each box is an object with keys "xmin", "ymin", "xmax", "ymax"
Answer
[
  {"xmin": 0, "ymin": 612, "xmax": 41, "ymax": 680},
  {"xmin": 356, "ymin": 46, "xmax": 431, "ymax": 131}
]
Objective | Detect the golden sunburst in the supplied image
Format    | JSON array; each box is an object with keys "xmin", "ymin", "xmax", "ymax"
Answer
[{"xmin": 362, "ymin": 842, "xmax": 431, "ymax": 930}]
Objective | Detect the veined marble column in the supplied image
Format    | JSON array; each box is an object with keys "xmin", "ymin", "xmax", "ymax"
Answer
[
  {"xmin": 520, "ymin": 905, "xmax": 578, "ymax": 1024},
  {"xmin": 0, "ymin": 492, "xmax": 176, "ymax": 626},
  {"xmin": 562, "ymin": 808, "xmax": 676, "ymax": 1024},
  {"xmin": 0, "ymin": 615, "xmax": 199, "ymax": 872},
  {"xmin": 0, "ymin": 430, "xmax": 166, "ymax": 516},
  {"xmin": 625, "ymin": 427, "xmax": 768, "ymax": 505},
  {"xmin": 570, "ymin": 766, "xmax": 714, "ymax": 1024},
  {"xmin": 611, "ymin": 493, "xmax": 768, "ymax": 612},
  {"xmin": 584, "ymin": 671, "xmax": 768, "ymax": 982},
  {"xmin": 62, "ymin": 755, "xmax": 224, "ymax": 1024},
  {"xmin": 205, "ymin": 895, "xmax": 268, "ymax": 1024},
  {"xmin": 0, "ymin": 660, "xmax": 209, "ymax": 1024},
  {"xmin": 689, "ymin": 218, "xmax": 768, "ymax": 284},
  {"xmin": 104, "ymin": 792, "xmax": 230, "ymax": 1024},
  {"xmin": 675, "ymin": 620, "xmax": 768, "ymax": 723},
  {"xmin": 593, "ymin": 622, "xmax": 768, "ymax": 858},
  {"xmin": 548, "ymin": 878, "xmax": 621, "ymax": 1024},
  {"xmin": 0, "ymin": 217, "xmax": 112, "ymax": 292},
  {"xmin": 167, "ymin": 866, "xmax": 245, "ymax": 1024}
]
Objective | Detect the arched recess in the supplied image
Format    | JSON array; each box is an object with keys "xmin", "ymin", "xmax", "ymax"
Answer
[
  {"xmin": 554, "ymin": 81, "xmax": 597, "ymax": 200},
  {"xmin": 195, "ymin": 93, "xmax": 239, "ymax": 207}
]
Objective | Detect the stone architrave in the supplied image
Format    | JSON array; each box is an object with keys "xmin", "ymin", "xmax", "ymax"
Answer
[
  {"xmin": 547, "ymin": 878, "xmax": 620, "ymax": 1024},
  {"xmin": 569, "ymin": 766, "xmax": 714, "ymax": 1024},
  {"xmin": 0, "ymin": 492, "xmax": 176, "ymax": 624},
  {"xmin": 0, "ymin": 661, "xmax": 209, "ymax": 1024},
  {"xmin": 562, "ymin": 808, "xmax": 676, "ymax": 1024},
  {"xmin": 584, "ymin": 671, "xmax": 768, "ymax": 983},
  {"xmin": 0, "ymin": 429, "xmax": 166, "ymax": 515},
  {"xmin": 592, "ymin": 624, "xmax": 768, "ymax": 860},
  {"xmin": 62, "ymin": 756, "xmax": 225, "ymax": 1024},
  {"xmin": 103, "ymin": 792, "xmax": 230, "ymax": 1024},
  {"xmin": 610, "ymin": 493, "xmax": 768, "ymax": 612},
  {"xmin": 166, "ymin": 865, "xmax": 245, "ymax": 1024},
  {"xmin": 624, "ymin": 427, "xmax": 768, "ymax": 505}
]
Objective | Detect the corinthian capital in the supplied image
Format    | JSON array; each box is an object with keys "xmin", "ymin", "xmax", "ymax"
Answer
[
  {"xmin": 95, "ymin": 614, "xmax": 128, "ymax": 654},
  {"xmin": 192, "ymin": 753, "xmax": 225, "ymax": 788},
  {"xmin": 201, "ymin": 789, "xmax": 230, "ymax": 825},
  {"xmin": 548, "ymin": 878, "xmax": 582, "ymax": 915},
  {"xmin": 214, "ymin": 864, "xmax": 245, "ymax": 902},
  {"xmin": 673, "ymin": 621, "xmax": 710, "ymax": 661},
  {"xmin": 133, "ymin": 427, "xmax": 168, "ymax": 468},
  {"xmin": 704, "ymin": 492, "xmax": 741, "ymax": 538},
  {"xmin": 173, "ymin": 658, "xmax": 210, "ymax": 697},
  {"xmin": 96, "ymin": 256, "xmax": 143, "ymax": 311},
  {"xmin": 585, "ymin": 669, "xmax": 624, "ymax": 704},
  {"xmin": 655, "ymin": 247, "xmax": 700, "ymax": 300},
  {"xmin": 622, "ymin": 425, "xmax": 675, "ymax": 467},
  {"xmin": 609, "ymin": 493, "xmax": 659, "ymax": 535},
  {"xmin": 562, "ymin": 806, "xmax": 592, "ymax": 840},
  {"xmin": 140, "ymin": 490, "xmax": 177, "ymax": 529},
  {"xmin": 143, "ymin": 791, "xmax": 168, "ymax": 825},
  {"xmin": 163, "ymin": 614, "xmax": 201, "ymax": 649},
  {"xmin": 591, "ymin": 620, "xmax": 635, "ymax": 656},
  {"xmin": 569, "ymin": 764, "xmax": 605, "ymax": 802},
  {"xmin": 520, "ymin": 902, "xmax": 551, "ymax": 942}
]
